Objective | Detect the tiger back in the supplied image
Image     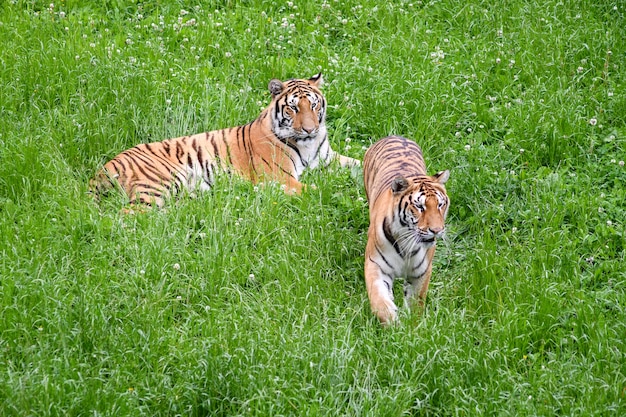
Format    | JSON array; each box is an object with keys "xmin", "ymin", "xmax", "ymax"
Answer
[
  {"xmin": 91, "ymin": 73, "xmax": 360, "ymax": 207},
  {"xmin": 362, "ymin": 135, "xmax": 450, "ymax": 325}
]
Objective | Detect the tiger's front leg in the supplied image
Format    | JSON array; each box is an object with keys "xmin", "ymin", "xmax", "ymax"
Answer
[
  {"xmin": 403, "ymin": 246, "xmax": 436, "ymax": 311},
  {"xmin": 364, "ymin": 244, "xmax": 398, "ymax": 326}
]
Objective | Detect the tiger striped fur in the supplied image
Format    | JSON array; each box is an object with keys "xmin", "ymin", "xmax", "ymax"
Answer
[
  {"xmin": 363, "ymin": 136, "xmax": 450, "ymax": 325},
  {"xmin": 91, "ymin": 74, "xmax": 360, "ymax": 207}
]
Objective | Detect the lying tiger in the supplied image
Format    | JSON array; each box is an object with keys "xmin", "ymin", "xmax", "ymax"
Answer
[
  {"xmin": 363, "ymin": 136, "xmax": 450, "ymax": 325},
  {"xmin": 91, "ymin": 73, "xmax": 360, "ymax": 207}
]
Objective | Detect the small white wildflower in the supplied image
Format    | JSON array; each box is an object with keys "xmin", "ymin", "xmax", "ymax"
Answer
[
  {"xmin": 512, "ymin": 227, "xmax": 518, "ymax": 233},
  {"xmin": 608, "ymin": 91, "xmax": 614, "ymax": 97},
  {"xmin": 173, "ymin": 263, "xmax": 181, "ymax": 270},
  {"xmin": 59, "ymin": 11, "xmax": 65, "ymax": 18},
  {"xmin": 607, "ymin": 220, "xmax": 612, "ymax": 226},
  {"xmin": 519, "ymin": 148, "xmax": 525, "ymax": 153},
  {"xmin": 225, "ymin": 52, "xmax": 232, "ymax": 58},
  {"xmin": 619, "ymin": 161, "xmax": 625, "ymax": 167},
  {"xmin": 140, "ymin": 269, "xmax": 145, "ymax": 275},
  {"xmin": 455, "ymin": 131, "xmax": 461, "ymax": 138},
  {"xmin": 577, "ymin": 66, "xmax": 584, "ymax": 73},
  {"xmin": 611, "ymin": 159, "xmax": 616, "ymax": 163},
  {"xmin": 180, "ymin": 9, "xmax": 189, "ymax": 16},
  {"xmin": 341, "ymin": 18, "xmax": 348, "ymax": 24},
  {"xmin": 464, "ymin": 144, "xmax": 471, "ymax": 151},
  {"xmin": 176, "ymin": 295, "xmax": 182, "ymax": 300},
  {"xmin": 165, "ymin": 99, "xmax": 172, "ymax": 106},
  {"xmin": 589, "ymin": 118, "xmax": 597, "ymax": 126}
]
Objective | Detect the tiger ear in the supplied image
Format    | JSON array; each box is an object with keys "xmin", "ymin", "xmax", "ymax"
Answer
[
  {"xmin": 309, "ymin": 72, "xmax": 323, "ymax": 87},
  {"xmin": 391, "ymin": 176, "xmax": 409, "ymax": 194},
  {"xmin": 433, "ymin": 170, "xmax": 450, "ymax": 184},
  {"xmin": 269, "ymin": 79, "xmax": 284, "ymax": 96}
]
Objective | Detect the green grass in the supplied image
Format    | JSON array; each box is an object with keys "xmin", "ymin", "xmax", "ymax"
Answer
[{"xmin": 1, "ymin": 0, "xmax": 625, "ymax": 415}]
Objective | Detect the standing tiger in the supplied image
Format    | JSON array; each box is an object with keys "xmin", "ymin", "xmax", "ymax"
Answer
[
  {"xmin": 363, "ymin": 136, "xmax": 450, "ymax": 325},
  {"xmin": 91, "ymin": 74, "xmax": 360, "ymax": 207}
]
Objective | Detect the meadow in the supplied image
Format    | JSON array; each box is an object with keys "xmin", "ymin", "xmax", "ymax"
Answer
[{"xmin": 0, "ymin": 0, "xmax": 625, "ymax": 415}]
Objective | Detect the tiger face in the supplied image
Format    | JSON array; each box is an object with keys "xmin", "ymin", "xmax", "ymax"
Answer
[
  {"xmin": 269, "ymin": 74, "xmax": 326, "ymax": 141},
  {"xmin": 390, "ymin": 171, "xmax": 450, "ymax": 250}
]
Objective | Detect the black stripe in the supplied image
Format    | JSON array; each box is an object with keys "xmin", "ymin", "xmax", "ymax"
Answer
[
  {"xmin": 222, "ymin": 130, "xmax": 233, "ymax": 166},
  {"xmin": 375, "ymin": 246, "xmax": 393, "ymax": 268},
  {"xmin": 382, "ymin": 217, "xmax": 402, "ymax": 257},
  {"xmin": 128, "ymin": 148, "xmax": 172, "ymax": 178},
  {"xmin": 368, "ymin": 256, "xmax": 394, "ymax": 279},
  {"xmin": 262, "ymin": 156, "xmax": 297, "ymax": 179},
  {"xmin": 312, "ymin": 132, "xmax": 327, "ymax": 163},
  {"xmin": 209, "ymin": 134, "xmax": 221, "ymax": 160},
  {"xmin": 411, "ymin": 253, "xmax": 428, "ymax": 274},
  {"xmin": 141, "ymin": 144, "xmax": 182, "ymax": 173},
  {"xmin": 176, "ymin": 141, "xmax": 185, "ymax": 162}
]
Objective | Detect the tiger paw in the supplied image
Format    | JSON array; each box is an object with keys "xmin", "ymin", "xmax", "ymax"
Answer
[{"xmin": 371, "ymin": 300, "xmax": 398, "ymax": 326}]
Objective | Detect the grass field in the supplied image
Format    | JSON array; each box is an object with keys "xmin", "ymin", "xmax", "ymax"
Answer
[{"xmin": 1, "ymin": 0, "xmax": 625, "ymax": 415}]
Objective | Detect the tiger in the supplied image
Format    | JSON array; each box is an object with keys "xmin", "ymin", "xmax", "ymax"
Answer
[
  {"xmin": 90, "ymin": 73, "xmax": 360, "ymax": 207},
  {"xmin": 362, "ymin": 135, "xmax": 450, "ymax": 325}
]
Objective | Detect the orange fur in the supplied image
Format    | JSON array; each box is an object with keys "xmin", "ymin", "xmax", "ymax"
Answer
[
  {"xmin": 363, "ymin": 136, "xmax": 450, "ymax": 325},
  {"xmin": 91, "ymin": 74, "xmax": 359, "ymax": 207}
]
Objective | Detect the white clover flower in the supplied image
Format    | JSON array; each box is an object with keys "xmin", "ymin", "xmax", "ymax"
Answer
[
  {"xmin": 589, "ymin": 118, "xmax": 597, "ymax": 126},
  {"xmin": 619, "ymin": 161, "xmax": 625, "ymax": 167},
  {"xmin": 173, "ymin": 263, "xmax": 181, "ymax": 270},
  {"xmin": 464, "ymin": 144, "xmax": 471, "ymax": 151}
]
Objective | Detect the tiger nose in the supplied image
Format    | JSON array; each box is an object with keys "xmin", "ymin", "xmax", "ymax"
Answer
[
  {"xmin": 429, "ymin": 226, "xmax": 444, "ymax": 235},
  {"xmin": 302, "ymin": 125, "xmax": 315, "ymax": 134}
]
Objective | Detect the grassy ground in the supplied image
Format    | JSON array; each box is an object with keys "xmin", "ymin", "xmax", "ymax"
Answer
[{"xmin": 1, "ymin": 0, "xmax": 625, "ymax": 415}]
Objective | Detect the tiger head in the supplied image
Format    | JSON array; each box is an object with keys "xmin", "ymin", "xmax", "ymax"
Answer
[
  {"xmin": 389, "ymin": 171, "xmax": 450, "ymax": 249},
  {"xmin": 268, "ymin": 73, "xmax": 326, "ymax": 141}
]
